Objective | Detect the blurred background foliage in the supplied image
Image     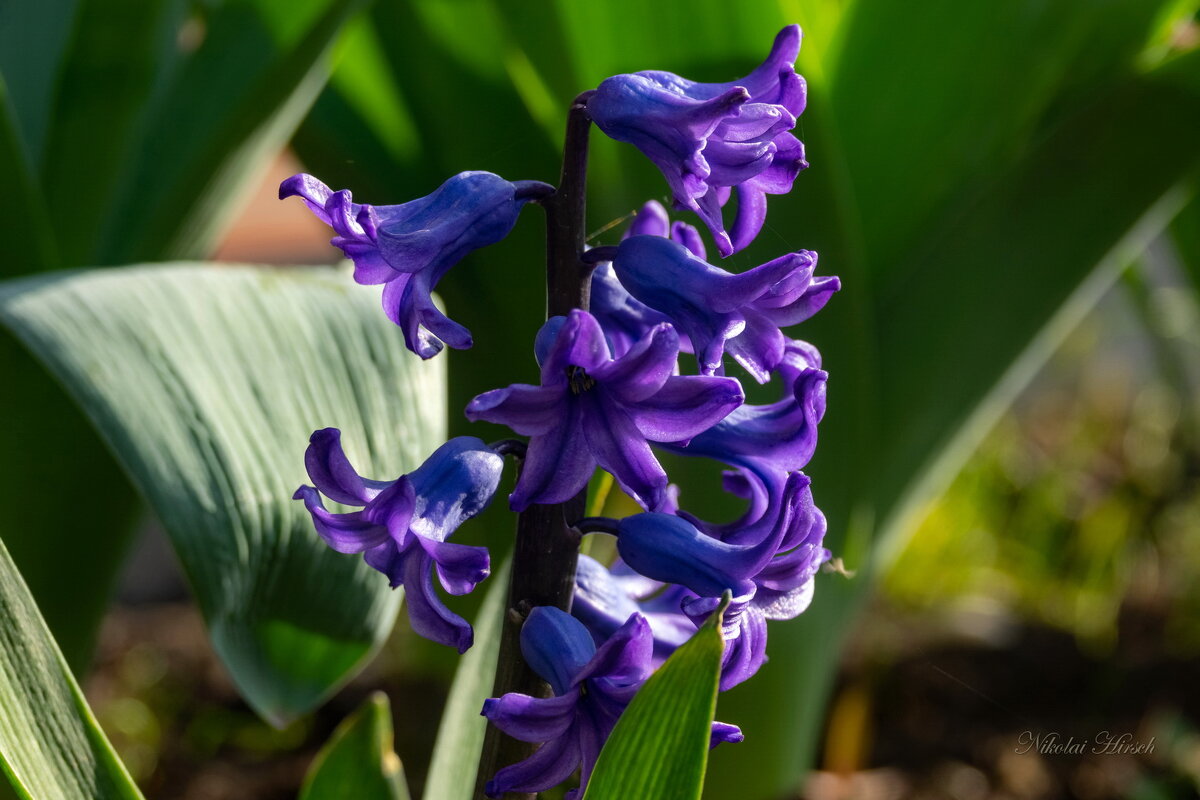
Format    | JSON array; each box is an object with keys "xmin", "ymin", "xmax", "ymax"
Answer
[{"xmin": 2, "ymin": 0, "xmax": 1200, "ymax": 798}]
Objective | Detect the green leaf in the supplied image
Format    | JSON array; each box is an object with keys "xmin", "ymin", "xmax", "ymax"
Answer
[
  {"xmin": 0, "ymin": 79, "xmax": 55, "ymax": 272},
  {"xmin": 830, "ymin": 0, "xmax": 1174, "ymax": 270},
  {"xmin": 1171, "ymin": 191, "xmax": 1200, "ymax": 294},
  {"xmin": 299, "ymin": 692, "xmax": 411, "ymax": 800},
  {"xmin": 0, "ymin": 0, "xmax": 81, "ymax": 170},
  {"xmin": 872, "ymin": 52, "xmax": 1200, "ymax": 540},
  {"xmin": 583, "ymin": 597, "xmax": 728, "ymax": 800},
  {"xmin": 39, "ymin": 0, "xmax": 183, "ymax": 265},
  {"xmin": 0, "ymin": 534, "xmax": 143, "ymax": 799},
  {"xmin": 0, "ymin": 264, "xmax": 446, "ymax": 725},
  {"xmin": 708, "ymin": 43, "xmax": 1200, "ymax": 800},
  {"xmin": 98, "ymin": 0, "xmax": 364, "ymax": 264},
  {"xmin": 424, "ymin": 558, "xmax": 511, "ymax": 800},
  {"xmin": 0, "ymin": 0, "xmax": 363, "ymax": 675},
  {"xmin": 0, "ymin": 331, "xmax": 141, "ymax": 674}
]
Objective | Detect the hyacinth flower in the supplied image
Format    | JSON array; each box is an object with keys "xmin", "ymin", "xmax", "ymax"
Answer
[
  {"xmin": 482, "ymin": 607, "xmax": 743, "ymax": 798},
  {"xmin": 281, "ymin": 23, "xmax": 841, "ymax": 796},
  {"xmin": 465, "ymin": 309, "xmax": 743, "ymax": 511},
  {"xmin": 589, "ymin": 200, "xmax": 705, "ymax": 357},
  {"xmin": 621, "ymin": 198, "xmax": 708, "ymax": 259},
  {"xmin": 609, "ymin": 472, "xmax": 829, "ymax": 688},
  {"xmin": 280, "ymin": 171, "xmax": 552, "ymax": 358},
  {"xmin": 294, "ymin": 430, "xmax": 503, "ymax": 652},
  {"xmin": 611, "ymin": 233, "xmax": 837, "ymax": 381},
  {"xmin": 587, "ymin": 25, "xmax": 807, "ymax": 256},
  {"xmin": 571, "ymin": 554, "xmax": 697, "ymax": 663},
  {"xmin": 664, "ymin": 338, "xmax": 828, "ymax": 475}
]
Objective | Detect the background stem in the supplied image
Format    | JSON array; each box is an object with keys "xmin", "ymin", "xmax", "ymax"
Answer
[{"xmin": 473, "ymin": 92, "xmax": 594, "ymax": 800}]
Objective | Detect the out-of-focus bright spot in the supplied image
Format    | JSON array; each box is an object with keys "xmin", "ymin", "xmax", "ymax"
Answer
[
  {"xmin": 823, "ymin": 680, "xmax": 873, "ymax": 775},
  {"xmin": 805, "ymin": 767, "xmax": 909, "ymax": 800},
  {"xmin": 109, "ymin": 696, "xmax": 158, "ymax": 739},
  {"xmin": 119, "ymin": 643, "xmax": 169, "ymax": 692},
  {"xmin": 213, "ymin": 151, "xmax": 341, "ymax": 265},
  {"xmin": 1155, "ymin": 287, "xmax": 1200, "ymax": 343}
]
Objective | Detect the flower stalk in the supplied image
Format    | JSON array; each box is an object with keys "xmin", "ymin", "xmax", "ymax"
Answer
[{"xmin": 473, "ymin": 90, "xmax": 595, "ymax": 800}]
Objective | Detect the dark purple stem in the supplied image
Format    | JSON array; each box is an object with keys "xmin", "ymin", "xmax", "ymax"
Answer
[{"xmin": 475, "ymin": 91, "xmax": 594, "ymax": 800}]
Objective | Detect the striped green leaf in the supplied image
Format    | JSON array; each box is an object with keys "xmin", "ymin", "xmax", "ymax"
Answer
[
  {"xmin": 0, "ymin": 535, "xmax": 142, "ymax": 799},
  {"xmin": 583, "ymin": 599, "xmax": 727, "ymax": 800},
  {"xmin": 0, "ymin": 264, "xmax": 445, "ymax": 725}
]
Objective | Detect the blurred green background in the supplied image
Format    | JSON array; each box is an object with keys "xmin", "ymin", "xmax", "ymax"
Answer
[{"xmin": 2, "ymin": 0, "xmax": 1199, "ymax": 798}]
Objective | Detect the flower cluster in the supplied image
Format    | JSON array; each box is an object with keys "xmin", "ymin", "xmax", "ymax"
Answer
[
  {"xmin": 588, "ymin": 25, "xmax": 807, "ymax": 257},
  {"xmin": 287, "ymin": 25, "xmax": 836, "ymax": 798}
]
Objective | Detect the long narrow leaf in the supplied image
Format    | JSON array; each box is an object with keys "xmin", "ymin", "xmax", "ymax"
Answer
[
  {"xmin": 98, "ymin": 0, "xmax": 363, "ymax": 264},
  {"xmin": 424, "ymin": 558, "xmax": 511, "ymax": 800},
  {"xmin": 873, "ymin": 52, "xmax": 1200, "ymax": 525},
  {"xmin": 0, "ymin": 264, "xmax": 445, "ymax": 725},
  {"xmin": 583, "ymin": 599, "xmax": 727, "ymax": 800},
  {"xmin": 708, "ymin": 47, "xmax": 1200, "ymax": 800},
  {"xmin": 0, "ymin": 535, "xmax": 143, "ymax": 800},
  {"xmin": 831, "ymin": 0, "xmax": 1174, "ymax": 270},
  {"xmin": 39, "ymin": 0, "xmax": 180, "ymax": 265},
  {"xmin": 0, "ymin": 80, "xmax": 55, "ymax": 272},
  {"xmin": 299, "ymin": 693, "xmax": 411, "ymax": 800},
  {"xmin": 0, "ymin": 0, "xmax": 81, "ymax": 169}
]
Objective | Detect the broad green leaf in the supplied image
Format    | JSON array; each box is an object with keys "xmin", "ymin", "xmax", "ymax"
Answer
[
  {"xmin": 0, "ymin": 77, "xmax": 134, "ymax": 669},
  {"xmin": 583, "ymin": 598, "xmax": 727, "ymax": 800},
  {"xmin": 424, "ymin": 558, "xmax": 511, "ymax": 800},
  {"xmin": 299, "ymin": 693, "xmax": 410, "ymax": 800},
  {"xmin": 0, "ymin": 264, "xmax": 445, "ymax": 725},
  {"xmin": 872, "ymin": 52, "xmax": 1200, "ymax": 535},
  {"xmin": 0, "ymin": 534, "xmax": 143, "ymax": 800}
]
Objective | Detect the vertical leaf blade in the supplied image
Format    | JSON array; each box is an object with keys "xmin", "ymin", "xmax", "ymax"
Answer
[
  {"xmin": 299, "ymin": 692, "xmax": 411, "ymax": 800},
  {"xmin": 583, "ymin": 604, "xmax": 726, "ymax": 800},
  {"xmin": 0, "ymin": 535, "xmax": 143, "ymax": 799},
  {"xmin": 424, "ymin": 558, "xmax": 511, "ymax": 800}
]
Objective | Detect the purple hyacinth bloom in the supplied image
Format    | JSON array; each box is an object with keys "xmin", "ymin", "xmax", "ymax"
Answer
[
  {"xmin": 482, "ymin": 607, "xmax": 742, "ymax": 798},
  {"xmin": 587, "ymin": 26, "xmax": 807, "ymax": 256},
  {"xmin": 589, "ymin": 263, "xmax": 676, "ymax": 359},
  {"xmin": 465, "ymin": 309, "xmax": 743, "ymax": 512},
  {"xmin": 590, "ymin": 200, "xmax": 705, "ymax": 357},
  {"xmin": 620, "ymin": 199, "xmax": 708, "ymax": 259},
  {"xmin": 664, "ymin": 338, "xmax": 828, "ymax": 473},
  {"xmin": 612, "ymin": 234, "xmax": 837, "ymax": 382},
  {"xmin": 294, "ymin": 430, "xmax": 503, "ymax": 652},
  {"xmin": 572, "ymin": 554, "xmax": 696, "ymax": 664},
  {"xmin": 615, "ymin": 472, "xmax": 828, "ymax": 688},
  {"xmin": 280, "ymin": 171, "xmax": 552, "ymax": 359}
]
